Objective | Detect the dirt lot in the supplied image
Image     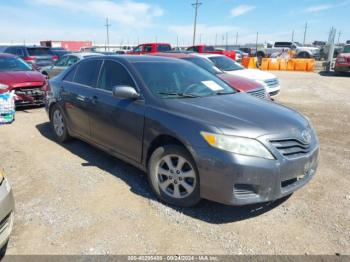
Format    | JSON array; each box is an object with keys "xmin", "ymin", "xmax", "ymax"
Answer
[{"xmin": 0, "ymin": 71, "xmax": 349, "ymax": 255}]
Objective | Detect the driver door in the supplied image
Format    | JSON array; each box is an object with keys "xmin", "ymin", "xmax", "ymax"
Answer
[{"xmin": 89, "ymin": 60, "xmax": 145, "ymax": 162}]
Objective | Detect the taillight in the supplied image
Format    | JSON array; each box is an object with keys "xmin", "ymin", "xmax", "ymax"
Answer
[
  {"xmin": 24, "ymin": 56, "xmax": 36, "ymax": 63},
  {"xmin": 337, "ymin": 57, "xmax": 346, "ymax": 63},
  {"xmin": 52, "ymin": 55, "xmax": 59, "ymax": 61}
]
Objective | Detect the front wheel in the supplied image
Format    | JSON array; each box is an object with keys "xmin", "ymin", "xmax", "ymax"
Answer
[
  {"xmin": 50, "ymin": 105, "xmax": 71, "ymax": 143},
  {"xmin": 297, "ymin": 52, "xmax": 311, "ymax": 58},
  {"xmin": 148, "ymin": 145, "xmax": 200, "ymax": 207}
]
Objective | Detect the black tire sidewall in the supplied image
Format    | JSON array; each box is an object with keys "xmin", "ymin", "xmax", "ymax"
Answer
[
  {"xmin": 50, "ymin": 105, "xmax": 70, "ymax": 143},
  {"xmin": 148, "ymin": 145, "xmax": 200, "ymax": 207}
]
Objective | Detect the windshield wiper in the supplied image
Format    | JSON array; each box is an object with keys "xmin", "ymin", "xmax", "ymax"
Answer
[
  {"xmin": 215, "ymin": 91, "xmax": 235, "ymax": 95},
  {"xmin": 157, "ymin": 92, "xmax": 199, "ymax": 98}
]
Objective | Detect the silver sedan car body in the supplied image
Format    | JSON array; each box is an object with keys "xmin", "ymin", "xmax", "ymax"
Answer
[
  {"xmin": 40, "ymin": 52, "xmax": 103, "ymax": 78},
  {"xmin": 0, "ymin": 170, "xmax": 14, "ymax": 255}
]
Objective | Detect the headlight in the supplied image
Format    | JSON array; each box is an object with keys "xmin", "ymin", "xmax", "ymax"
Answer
[
  {"xmin": 0, "ymin": 83, "xmax": 9, "ymax": 90},
  {"xmin": 201, "ymin": 132, "xmax": 275, "ymax": 160}
]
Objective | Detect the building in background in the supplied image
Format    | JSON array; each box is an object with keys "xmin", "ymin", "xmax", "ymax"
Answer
[{"xmin": 40, "ymin": 40, "xmax": 93, "ymax": 51}]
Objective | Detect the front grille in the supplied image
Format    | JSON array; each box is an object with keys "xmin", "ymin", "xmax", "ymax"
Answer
[
  {"xmin": 247, "ymin": 88, "xmax": 267, "ymax": 99},
  {"xmin": 233, "ymin": 184, "xmax": 258, "ymax": 199},
  {"xmin": 264, "ymin": 78, "xmax": 279, "ymax": 88},
  {"xmin": 270, "ymin": 139, "xmax": 311, "ymax": 158},
  {"xmin": 14, "ymin": 86, "xmax": 44, "ymax": 96}
]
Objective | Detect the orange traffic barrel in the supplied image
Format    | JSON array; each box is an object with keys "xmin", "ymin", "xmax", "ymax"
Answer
[
  {"xmin": 268, "ymin": 59, "xmax": 280, "ymax": 70},
  {"xmin": 260, "ymin": 58, "xmax": 269, "ymax": 70}
]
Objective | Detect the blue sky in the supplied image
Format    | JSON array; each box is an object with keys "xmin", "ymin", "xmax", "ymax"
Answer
[{"xmin": 0, "ymin": 0, "xmax": 349, "ymax": 45}]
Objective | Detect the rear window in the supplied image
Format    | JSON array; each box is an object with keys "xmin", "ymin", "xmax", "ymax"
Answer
[
  {"xmin": 27, "ymin": 48, "xmax": 53, "ymax": 56},
  {"xmin": 157, "ymin": 45, "xmax": 171, "ymax": 52}
]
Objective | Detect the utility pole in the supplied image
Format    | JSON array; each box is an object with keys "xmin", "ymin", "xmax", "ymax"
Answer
[
  {"xmin": 303, "ymin": 22, "xmax": 308, "ymax": 45},
  {"xmin": 105, "ymin": 18, "xmax": 111, "ymax": 51},
  {"xmin": 215, "ymin": 34, "xmax": 218, "ymax": 46},
  {"xmin": 338, "ymin": 30, "xmax": 342, "ymax": 44},
  {"xmin": 176, "ymin": 35, "xmax": 179, "ymax": 47},
  {"xmin": 292, "ymin": 30, "xmax": 295, "ymax": 42},
  {"xmin": 235, "ymin": 32, "xmax": 238, "ymax": 45},
  {"xmin": 192, "ymin": 0, "xmax": 202, "ymax": 46},
  {"xmin": 255, "ymin": 32, "xmax": 259, "ymax": 57},
  {"xmin": 226, "ymin": 32, "xmax": 228, "ymax": 49}
]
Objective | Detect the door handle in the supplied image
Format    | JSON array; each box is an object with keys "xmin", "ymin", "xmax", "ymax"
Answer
[{"xmin": 76, "ymin": 95, "xmax": 86, "ymax": 102}]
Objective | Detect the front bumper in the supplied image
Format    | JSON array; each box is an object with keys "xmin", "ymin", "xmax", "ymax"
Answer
[
  {"xmin": 0, "ymin": 178, "xmax": 14, "ymax": 250},
  {"xmin": 194, "ymin": 141, "xmax": 319, "ymax": 206}
]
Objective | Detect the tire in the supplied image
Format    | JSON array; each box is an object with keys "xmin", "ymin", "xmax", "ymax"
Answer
[
  {"xmin": 148, "ymin": 145, "xmax": 200, "ymax": 207},
  {"xmin": 50, "ymin": 105, "xmax": 71, "ymax": 143},
  {"xmin": 297, "ymin": 52, "xmax": 310, "ymax": 58},
  {"xmin": 0, "ymin": 240, "xmax": 8, "ymax": 259}
]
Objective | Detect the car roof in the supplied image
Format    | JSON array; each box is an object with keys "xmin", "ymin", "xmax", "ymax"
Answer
[
  {"xmin": 70, "ymin": 52, "xmax": 104, "ymax": 58},
  {"xmin": 0, "ymin": 53, "xmax": 16, "ymax": 58},
  {"xmin": 138, "ymin": 43, "xmax": 171, "ymax": 46},
  {"xmin": 151, "ymin": 52, "xmax": 196, "ymax": 59},
  {"xmin": 192, "ymin": 53, "xmax": 224, "ymax": 58}
]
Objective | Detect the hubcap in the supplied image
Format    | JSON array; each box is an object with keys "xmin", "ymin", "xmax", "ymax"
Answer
[
  {"xmin": 53, "ymin": 109, "xmax": 64, "ymax": 137},
  {"xmin": 156, "ymin": 154, "xmax": 196, "ymax": 199}
]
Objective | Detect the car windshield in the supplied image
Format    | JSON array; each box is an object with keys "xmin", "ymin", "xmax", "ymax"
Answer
[
  {"xmin": 182, "ymin": 57, "xmax": 223, "ymax": 75},
  {"xmin": 343, "ymin": 46, "xmax": 350, "ymax": 53},
  {"xmin": 0, "ymin": 57, "xmax": 32, "ymax": 71},
  {"xmin": 28, "ymin": 48, "xmax": 53, "ymax": 56},
  {"xmin": 134, "ymin": 61, "xmax": 236, "ymax": 98},
  {"xmin": 209, "ymin": 56, "xmax": 244, "ymax": 71}
]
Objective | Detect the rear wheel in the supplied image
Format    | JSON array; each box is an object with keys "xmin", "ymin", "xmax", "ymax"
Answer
[
  {"xmin": 50, "ymin": 105, "xmax": 71, "ymax": 143},
  {"xmin": 148, "ymin": 145, "xmax": 200, "ymax": 207}
]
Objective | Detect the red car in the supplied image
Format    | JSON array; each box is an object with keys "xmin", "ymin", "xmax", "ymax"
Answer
[
  {"xmin": 186, "ymin": 45, "xmax": 236, "ymax": 61},
  {"xmin": 151, "ymin": 52, "xmax": 268, "ymax": 99},
  {"xmin": 0, "ymin": 53, "xmax": 47, "ymax": 106},
  {"xmin": 129, "ymin": 43, "xmax": 172, "ymax": 55},
  {"xmin": 334, "ymin": 45, "xmax": 350, "ymax": 74}
]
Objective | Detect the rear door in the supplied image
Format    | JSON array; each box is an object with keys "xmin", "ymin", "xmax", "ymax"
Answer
[
  {"xmin": 89, "ymin": 59, "xmax": 145, "ymax": 162},
  {"xmin": 61, "ymin": 59, "xmax": 103, "ymax": 138}
]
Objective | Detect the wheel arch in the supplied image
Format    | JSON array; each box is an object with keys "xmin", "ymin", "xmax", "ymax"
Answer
[{"xmin": 145, "ymin": 134, "xmax": 195, "ymax": 169}]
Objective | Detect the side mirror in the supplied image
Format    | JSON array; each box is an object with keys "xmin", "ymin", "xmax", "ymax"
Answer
[{"xmin": 112, "ymin": 86, "xmax": 140, "ymax": 100}]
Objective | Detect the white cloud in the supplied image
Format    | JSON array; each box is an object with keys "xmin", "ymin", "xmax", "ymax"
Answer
[
  {"xmin": 303, "ymin": 4, "xmax": 333, "ymax": 13},
  {"xmin": 303, "ymin": 1, "xmax": 350, "ymax": 13},
  {"xmin": 230, "ymin": 5, "xmax": 255, "ymax": 17},
  {"xmin": 31, "ymin": 0, "xmax": 163, "ymax": 27}
]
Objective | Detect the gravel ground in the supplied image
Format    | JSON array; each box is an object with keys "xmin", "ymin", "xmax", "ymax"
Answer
[{"xmin": 0, "ymin": 71, "xmax": 349, "ymax": 255}]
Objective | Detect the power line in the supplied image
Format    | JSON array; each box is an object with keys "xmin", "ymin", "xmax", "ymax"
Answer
[
  {"xmin": 192, "ymin": 0, "xmax": 202, "ymax": 46},
  {"xmin": 105, "ymin": 18, "xmax": 111, "ymax": 51}
]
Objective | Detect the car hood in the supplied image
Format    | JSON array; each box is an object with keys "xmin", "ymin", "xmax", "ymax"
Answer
[
  {"xmin": 163, "ymin": 93, "xmax": 309, "ymax": 138},
  {"xmin": 225, "ymin": 69, "xmax": 277, "ymax": 81},
  {"xmin": 218, "ymin": 73, "xmax": 262, "ymax": 92},
  {"xmin": 0, "ymin": 71, "xmax": 45, "ymax": 86}
]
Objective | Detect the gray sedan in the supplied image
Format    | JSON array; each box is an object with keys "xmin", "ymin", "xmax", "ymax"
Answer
[
  {"xmin": 41, "ymin": 52, "xmax": 102, "ymax": 78},
  {"xmin": 0, "ymin": 170, "xmax": 14, "ymax": 257},
  {"xmin": 46, "ymin": 55, "xmax": 319, "ymax": 207}
]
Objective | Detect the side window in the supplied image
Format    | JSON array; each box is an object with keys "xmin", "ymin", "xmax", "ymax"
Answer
[
  {"xmin": 55, "ymin": 56, "xmax": 69, "ymax": 67},
  {"xmin": 66, "ymin": 56, "xmax": 79, "ymax": 66},
  {"xmin": 193, "ymin": 46, "xmax": 200, "ymax": 52},
  {"xmin": 187, "ymin": 47, "xmax": 194, "ymax": 51},
  {"xmin": 97, "ymin": 60, "xmax": 135, "ymax": 92},
  {"xmin": 144, "ymin": 45, "xmax": 152, "ymax": 53},
  {"xmin": 74, "ymin": 60, "xmax": 102, "ymax": 87},
  {"xmin": 133, "ymin": 45, "xmax": 142, "ymax": 52},
  {"xmin": 204, "ymin": 46, "xmax": 214, "ymax": 52},
  {"xmin": 64, "ymin": 66, "xmax": 77, "ymax": 82}
]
